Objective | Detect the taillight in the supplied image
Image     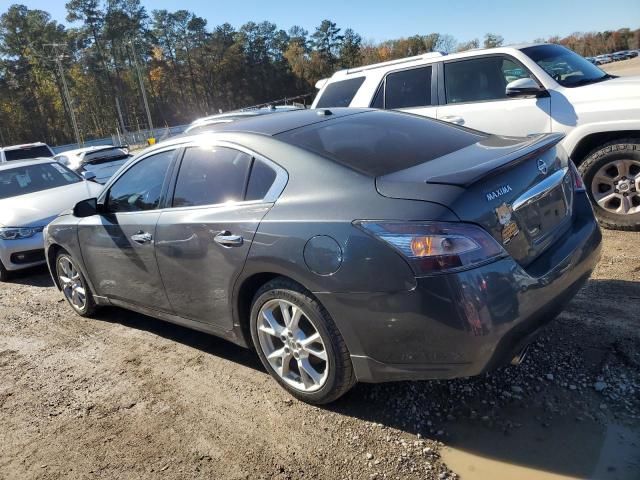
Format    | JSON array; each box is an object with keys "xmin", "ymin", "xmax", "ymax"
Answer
[
  {"xmin": 569, "ymin": 160, "xmax": 585, "ymax": 191},
  {"xmin": 355, "ymin": 221, "xmax": 506, "ymax": 276}
]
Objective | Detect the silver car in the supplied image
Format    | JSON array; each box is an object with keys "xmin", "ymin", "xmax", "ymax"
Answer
[{"xmin": 0, "ymin": 159, "xmax": 103, "ymax": 281}]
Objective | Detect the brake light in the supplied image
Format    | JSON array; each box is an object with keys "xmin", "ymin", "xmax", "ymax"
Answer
[
  {"xmin": 355, "ymin": 221, "xmax": 507, "ymax": 276},
  {"xmin": 569, "ymin": 161, "xmax": 585, "ymax": 191}
]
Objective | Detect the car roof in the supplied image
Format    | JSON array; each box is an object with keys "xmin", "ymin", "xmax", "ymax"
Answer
[
  {"xmin": 189, "ymin": 106, "xmax": 305, "ymax": 126},
  {"xmin": 56, "ymin": 145, "xmax": 120, "ymax": 156},
  {"xmin": 0, "ymin": 158, "xmax": 55, "ymax": 169},
  {"xmin": 0, "ymin": 142, "xmax": 50, "ymax": 152},
  {"xmin": 161, "ymin": 108, "xmax": 369, "ymax": 148}
]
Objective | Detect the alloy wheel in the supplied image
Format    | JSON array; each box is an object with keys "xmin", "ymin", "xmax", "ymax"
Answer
[
  {"xmin": 591, "ymin": 159, "xmax": 640, "ymax": 215},
  {"xmin": 256, "ymin": 299, "xmax": 329, "ymax": 392},
  {"xmin": 57, "ymin": 256, "xmax": 87, "ymax": 311}
]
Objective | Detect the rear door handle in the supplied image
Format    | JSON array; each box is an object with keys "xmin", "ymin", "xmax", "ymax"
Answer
[
  {"xmin": 441, "ymin": 115, "xmax": 465, "ymax": 125},
  {"xmin": 131, "ymin": 231, "xmax": 153, "ymax": 244},
  {"xmin": 213, "ymin": 231, "xmax": 244, "ymax": 247}
]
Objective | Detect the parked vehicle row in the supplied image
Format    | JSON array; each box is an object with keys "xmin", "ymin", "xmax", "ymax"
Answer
[
  {"xmin": 587, "ymin": 50, "xmax": 639, "ymax": 65},
  {"xmin": 313, "ymin": 43, "xmax": 640, "ymax": 230}
]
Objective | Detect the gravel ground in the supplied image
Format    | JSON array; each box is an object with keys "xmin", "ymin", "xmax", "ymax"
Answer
[{"xmin": 0, "ymin": 229, "xmax": 639, "ymax": 480}]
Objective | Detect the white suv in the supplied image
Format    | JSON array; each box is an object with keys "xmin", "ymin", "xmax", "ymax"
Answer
[
  {"xmin": 312, "ymin": 44, "xmax": 640, "ymax": 230},
  {"xmin": 0, "ymin": 142, "xmax": 55, "ymax": 163}
]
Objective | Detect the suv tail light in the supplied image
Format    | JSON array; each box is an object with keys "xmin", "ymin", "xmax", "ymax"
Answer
[
  {"xmin": 569, "ymin": 160, "xmax": 585, "ymax": 191},
  {"xmin": 355, "ymin": 221, "xmax": 506, "ymax": 276}
]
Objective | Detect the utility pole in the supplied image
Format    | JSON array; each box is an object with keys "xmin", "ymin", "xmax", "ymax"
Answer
[
  {"xmin": 128, "ymin": 39, "xmax": 154, "ymax": 133},
  {"xmin": 44, "ymin": 43, "xmax": 82, "ymax": 146}
]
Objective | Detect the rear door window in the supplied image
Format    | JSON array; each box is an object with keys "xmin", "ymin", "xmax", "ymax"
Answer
[
  {"xmin": 172, "ymin": 146, "xmax": 252, "ymax": 208},
  {"xmin": 384, "ymin": 66, "xmax": 433, "ymax": 109},
  {"xmin": 444, "ymin": 56, "xmax": 531, "ymax": 104},
  {"xmin": 315, "ymin": 77, "xmax": 365, "ymax": 108}
]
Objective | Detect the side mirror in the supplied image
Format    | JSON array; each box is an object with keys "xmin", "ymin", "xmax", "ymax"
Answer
[
  {"xmin": 506, "ymin": 78, "xmax": 546, "ymax": 98},
  {"xmin": 81, "ymin": 171, "xmax": 97, "ymax": 182},
  {"xmin": 73, "ymin": 198, "xmax": 99, "ymax": 218}
]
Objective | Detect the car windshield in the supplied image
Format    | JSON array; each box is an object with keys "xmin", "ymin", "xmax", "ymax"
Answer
[
  {"xmin": 0, "ymin": 163, "xmax": 81, "ymax": 200},
  {"xmin": 3, "ymin": 145, "xmax": 53, "ymax": 161},
  {"xmin": 521, "ymin": 44, "xmax": 609, "ymax": 87}
]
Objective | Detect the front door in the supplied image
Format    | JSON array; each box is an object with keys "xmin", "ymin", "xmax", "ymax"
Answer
[
  {"xmin": 155, "ymin": 145, "xmax": 282, "ymax": 330},
  {"xmin": 436, "ymin": 56, "xmax": 552, "ymax": 137},
  {"xmin": 78, "ymin": 148, "xmax": 176, "ymax": 310}
]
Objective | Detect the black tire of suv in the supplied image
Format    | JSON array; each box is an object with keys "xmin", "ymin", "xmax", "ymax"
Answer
[
  {"xmin": 55, "ymin": 252, "xmax": 97, "ymax": 317},
  {"xmin": 578, "ymin": 139, "xmax": 640, "ymax": 231},
  {"xmin": 249, "ymin": 277, "xmax": 356, "ymax": 405},
  {"xmin": 0, "ymin": 260, "xmax": 10, "ymax": 282}
]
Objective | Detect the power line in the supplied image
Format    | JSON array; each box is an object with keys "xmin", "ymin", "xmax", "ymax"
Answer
[
  {"xmin": 128, "ymin": 39, "xmax": 154, "ymax": 133},
  {"xmin": 43, "ymin": 43, "xmax": 82, "ymax": 146}
]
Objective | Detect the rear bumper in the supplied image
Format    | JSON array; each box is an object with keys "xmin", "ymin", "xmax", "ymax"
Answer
[
  {"xmin": 0, "ymin": 233, "xmax": 46, "ymax": 272},
  {"xmin": 316, "ymin": 193, "xmax": 602, "ymax": 383}
]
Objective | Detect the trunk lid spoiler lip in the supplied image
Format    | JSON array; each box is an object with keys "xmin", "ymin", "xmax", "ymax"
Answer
[{"xmin": 382, "ymin": 132, "xmax": 565, "ymax": 189}]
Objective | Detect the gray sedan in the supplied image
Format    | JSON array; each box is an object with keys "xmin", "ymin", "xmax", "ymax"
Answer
[
  {"xmin": 44, "ymin": 109, "xmax": 602, "ymax": 404},
  {"xmin": 0, "ymin": 159, "xmax": 103, "ymax": 281}
]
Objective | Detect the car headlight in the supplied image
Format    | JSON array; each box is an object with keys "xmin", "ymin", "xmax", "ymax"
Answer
[{"xmin": 0, "ymin": 226, "xmax": 45, "ymax": 240}]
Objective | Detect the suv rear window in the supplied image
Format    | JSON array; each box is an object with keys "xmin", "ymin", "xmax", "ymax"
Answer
[
  {"xmin": 4, "ymin": 145, "xmax": 53, "ymax": 161},
  {"xmin": 315, "ymin": 77, "xmax": 365, "ymax": 108},
  {"xmin": 277, "ymin": 110, "xmax": 485, "ymax": 176}
]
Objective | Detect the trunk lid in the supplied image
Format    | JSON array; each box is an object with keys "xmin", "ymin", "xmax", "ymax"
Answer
[{"xmin": 376, "ymin": 133, "xmax": 574, "ymax": 267}]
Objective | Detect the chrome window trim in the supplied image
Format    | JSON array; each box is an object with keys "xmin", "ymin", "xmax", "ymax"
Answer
[{"xmin": 165, "ymin": 139, "xmax": 288, "ymax": 210}]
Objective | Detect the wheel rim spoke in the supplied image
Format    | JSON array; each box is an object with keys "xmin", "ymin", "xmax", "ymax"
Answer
[{"xmin": 256, "ymin": 298, "xmax": 329, "ymax": 393}]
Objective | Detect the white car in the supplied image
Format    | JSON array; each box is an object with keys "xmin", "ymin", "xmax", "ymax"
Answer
[
  {"xmin": 0, "ymin": 159, "xmax": 103, "ymax": 281},
  {"xmin": 313, "ymin": 43, "xmax": 640, "ymax": 230},
  {"xmin": 0, "ymin": 142, "xmax": 54, "ymax": 162},
  {"xmin": 54, "ymin": 145, "xmax": 132, "ymax": 184}
]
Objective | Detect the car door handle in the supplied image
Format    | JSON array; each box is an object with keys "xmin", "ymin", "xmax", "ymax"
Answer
[
  {"xmin": 213, "ymin": 231, "xmax": 244, "ymax": 247},
  {"xmin": 131, "ymin": 231, "xmax": 153, "ymax": 244},
  {"xmin": 441, "ymin": 115, "xmax": 465, "ymax": 125}
]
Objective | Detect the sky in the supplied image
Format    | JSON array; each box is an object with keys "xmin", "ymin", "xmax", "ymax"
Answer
[{"xmin": 6, "ymin": 0, "xmax": 640, "ymax": 44}]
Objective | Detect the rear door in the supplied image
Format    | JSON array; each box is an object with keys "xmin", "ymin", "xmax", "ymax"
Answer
[
  {"xmin": 436, "ymin": 55, "xmax": 551, "ymax": 137},
  {"xmin": 371, "ymin": 65, "xmax": 438, "ymax": 119},
  {"xmin": 155, "ymin": 143, "xmax": 286, "ymax": 331}
]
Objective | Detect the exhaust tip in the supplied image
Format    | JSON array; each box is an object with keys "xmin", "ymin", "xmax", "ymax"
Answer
[{"xmin": 511, "ymin": 344, "xmax": 531, "ymax": 366}]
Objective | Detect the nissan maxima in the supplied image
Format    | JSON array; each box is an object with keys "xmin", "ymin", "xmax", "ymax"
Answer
[{"xmin": 44, "ymin": 109, "xmax": 602, "ymax": 404}]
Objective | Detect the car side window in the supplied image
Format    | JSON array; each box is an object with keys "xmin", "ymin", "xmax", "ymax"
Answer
[
  {"xmin": 315, "ymin": 77, "xmax": 365, "ymax": 108},
  {"xmin": 384, "ymin": 66, "xmax": 433, "ymax": 109},
  {"xmin": 107, "ymin": 150, "xmax": 174, "ymax": 213},
  {"xmin": 172, "ymin": 146, "xmax": 251, "ymax": 208},
  {"xmin": 245, "ymin": 159, "xmax": 277, "ymax": 201},
  {"xmin": 444, "ymin": 57, "xmax": 532, "ymax": 104}
]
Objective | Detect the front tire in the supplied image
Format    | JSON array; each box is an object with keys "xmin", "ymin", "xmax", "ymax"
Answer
[
  {"xmin": 56, "ymin": 252, "xmax": 96, "ymax": 317},
  {"xmin": 579, "ymin": 139, "xmax": 640, "ymax": 231},
  {"xmin": 0, "ymin": 260, "xmax": 10, "ymax": 282},
  {"xmin": 250, "ymin": 278, "xmax": 355, "ymax": 404}
]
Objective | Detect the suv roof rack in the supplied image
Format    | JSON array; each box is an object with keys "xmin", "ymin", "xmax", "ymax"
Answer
[{"xmin": 336, "ymin": 51, "xmax": 447, "ymax": 76}]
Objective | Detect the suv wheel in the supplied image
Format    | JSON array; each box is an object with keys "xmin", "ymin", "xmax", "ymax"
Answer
[
  {"xmin": 579, "ymin": 139, "xmax": 640, "ymax": 231},
  {"xmin": 56, "ymin": 252, "xmax": 96, "ymax": 316},
  {"xmin": 250, "ymin": 278, "xmax": 355, "ymax": 404}
]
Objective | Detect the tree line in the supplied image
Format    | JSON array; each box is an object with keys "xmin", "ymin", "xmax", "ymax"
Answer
[{"xmin": 0, "ymin": 2, "xmax": 638, "ymax": 146}]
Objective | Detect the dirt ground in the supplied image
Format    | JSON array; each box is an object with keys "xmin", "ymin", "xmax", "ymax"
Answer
[
  {"xmin": 601, "ymin": 56, "xmax": 640, "ymax": 76},
  {"xmin": 0, "ymin": 228, "xmax": 639, "ymax": 480}
]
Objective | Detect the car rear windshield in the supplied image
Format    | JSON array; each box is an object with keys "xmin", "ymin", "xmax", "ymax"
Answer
[
  {"xmin": 0, "ymin": 163, "xmax": 81, "ymax": 200},
  {"xmin": 276, "ymin": 110, "xmax": 486, "ymax": 176},
  {"xmin": 3, "ymin": 145, "xmax": 53, "ymax": 161},
  {"xmin": 315, "ymin": 77, "xmax": 365, "ymax": 108},
  {"xmin": 84, "ymin": 148, "xmax": 129, "ymax": 164}
]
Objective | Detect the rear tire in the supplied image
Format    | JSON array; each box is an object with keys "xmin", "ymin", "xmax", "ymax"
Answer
[
  {"xmin": 55, "ymin": 252, "xmax": 96, "ymax": 317},
  {"xmin": 250, "ymin": 277, "xmax": 355, "ymax": 404},
  {"xmin": 578, "ymin": 139, "xmax": 640, "ymax": 231}
]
